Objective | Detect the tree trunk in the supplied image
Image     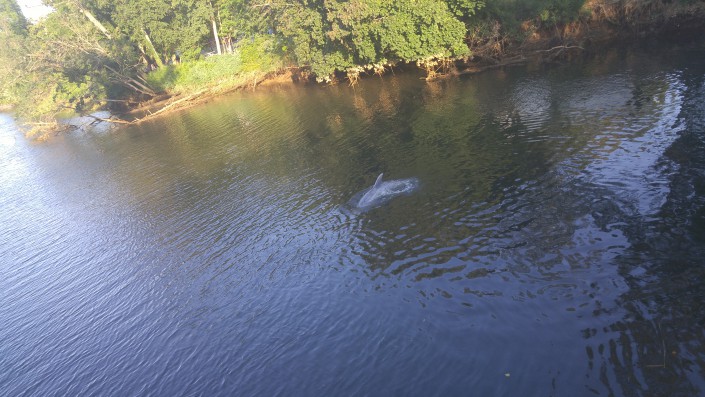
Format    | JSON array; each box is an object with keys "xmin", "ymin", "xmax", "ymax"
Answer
[
  {"xmin": 224, "ymin": 36, "xmax": 233, "ymax": 54},
  {"xmin": 211, "ymin": 17, "xmax": 222, "ymax": 55},
  {"xmin": 209, "ymin": 2, "xmax": 222, "ymax": 55},
  {"xmin": 142, "ymin": 30, "xmax": 163, "ymax": 68},
  {"xmin": 78, "ymin": 6, "xmax": 112, "ymax": 39}
]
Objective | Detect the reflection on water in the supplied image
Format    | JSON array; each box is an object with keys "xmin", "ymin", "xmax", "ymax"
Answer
[{"xmin": 2, "ymin": 42, "xmax": 705, "ymax": 396}]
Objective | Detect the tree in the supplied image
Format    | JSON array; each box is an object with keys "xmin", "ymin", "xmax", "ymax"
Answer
[
  {"xmin": 214, "ymin": 0, "xmax": 264, "ymax": 53},
  {"xmin": 0, "ymin": 0, "xmax": 28, "ymax": 105},
  {"xmin": 0, "ymin": 0, "xmax": 26, "ymax": 35},
  {"xmin": 21, "ymin": 5, "xmax": 114, "ymax": 117},
  {"xmin": 259, "ymin": 0, "xmax": 470, "ymax": 81},
  {"xmin": 6, "ymin": 0, "xmax": 157, "ymax": 120},
  {"xmin": 85, "ymin": 0, "xmax": 213, "ymax": 63},
  {"xmin": 445, "ymin": 0, "xmax": 485, "ymax": 20}
]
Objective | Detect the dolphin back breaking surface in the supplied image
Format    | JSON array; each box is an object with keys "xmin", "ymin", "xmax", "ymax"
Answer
[{"xmin": 349, "ymin": 173, "xmax": 420, "ymax": 211}]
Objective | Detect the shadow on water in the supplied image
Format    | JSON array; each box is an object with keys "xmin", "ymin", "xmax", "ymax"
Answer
[
  {"xmin": 587, "ymin": 65, "xmax": 705, "ymax": 396},
  {"xmin": 2, "ymin": 41, "xmax": 705, "ymax": 396}
]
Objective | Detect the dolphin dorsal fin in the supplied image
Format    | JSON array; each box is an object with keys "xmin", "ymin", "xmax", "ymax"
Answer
[{"xmin": 374, "ymin": 173, "xmax": 384, "ymax": 188}]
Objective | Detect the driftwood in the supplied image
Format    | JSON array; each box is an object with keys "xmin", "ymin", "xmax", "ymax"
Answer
[
  {"xmin": 82, "ymin": 113, "xmax": 133, "ymax": 124},
  {"xmin": 104, "ymin": 64, "xmax": 156, "ymax": 97},
  {"xmin": 454, "ymin": 55, "xmax": 527, "ymax": 76},
  {"xmin": 73, "ymin": 70, "xmax": 271, "ymax": 130},
  {"xmin": 70, "ymin": 88, "xmax": 210, "ymax": 128},
  {"xmin": 131, "ymin": 89, "xmax": 208, "ymax": 124},
  {"xmin": 454, "ymin": 45, "xmax": 585, "ymax": 76},
  {"xmin": 536, "ymin": 45, "xmax": 585, "ymax": 53}
]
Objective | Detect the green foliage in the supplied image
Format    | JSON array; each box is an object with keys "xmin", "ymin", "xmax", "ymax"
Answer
[
  {"xmin": 266, "ymin": 1, "xmax": 330, "ymax": 76},
  {"xmin": 0, "ymin": 0, "xmax": 26, "ymax": 35},
  {"xmin": 1, "ymin": 0, "xmax": 593, "ymax": 120},
  {"xmin": 145, "ymin": 55, "xmax": 239, "ymax": 93},
  {"xmin": 217, "ymin": 0, "xmax": 265, "ymax": 43},
  {"xmin": 81, "ymin": 0, "xmax": 214, "ymax": 64},
  {"xmin": 0, "ymin": 0, "xmax": 27, "ymax": 105},
  {"xmin": 478, "ymin": 0, "xmax": 587, "ymax": 34},
  {"xmin": 13, "ymin": 0, "xmax": 699, "ymax": 126},
  {"xmin": 0, "ymin": 3, "xmax": 114, "ymax": 117},
  {"xmin": 536, "ymin": 0, "xmax": 587, "ymax": 25},
  {"xmin": 8, "ymin": 70, "xmax": 103, "ymax": 120},
  {"xmin": 239, "ymin": 36, "xmax": 282, "ymax": 72},
  {"xmin": 445, "ymin": 0, "xmax": 485, "ymax": 20},
  {"xmin": 265, "ymin": 0, "xmax": 470, "ymax": 81}
]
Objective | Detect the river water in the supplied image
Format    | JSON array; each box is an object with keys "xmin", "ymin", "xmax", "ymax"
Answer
[{"xmin": 2, "ymin": 42, "xmax": 705, "ymax": 396}]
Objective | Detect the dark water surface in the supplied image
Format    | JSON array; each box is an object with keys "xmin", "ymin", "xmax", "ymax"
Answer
[{"xmin": 2, "ymin": 43, "xmax": 705, "ymax": 396}]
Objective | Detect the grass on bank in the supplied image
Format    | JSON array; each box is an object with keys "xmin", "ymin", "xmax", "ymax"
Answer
[{"xmin": 145, "ymin": 36, "xmax": 285, "ymax": 96}]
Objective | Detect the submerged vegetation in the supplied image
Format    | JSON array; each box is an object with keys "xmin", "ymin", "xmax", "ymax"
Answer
[{"xmin": 1, "ymin": 0, "xmax": 704, "ymax": 132}]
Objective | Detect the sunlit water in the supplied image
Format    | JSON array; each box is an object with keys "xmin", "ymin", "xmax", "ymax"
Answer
[{"xmin": 2, "ymin": 42, "xmax": 705, "ymax": 396}]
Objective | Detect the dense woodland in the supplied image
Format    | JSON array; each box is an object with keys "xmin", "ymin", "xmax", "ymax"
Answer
[{"xmin": 0, "ymin": 0, "xmax": 703, "ymax": 127}]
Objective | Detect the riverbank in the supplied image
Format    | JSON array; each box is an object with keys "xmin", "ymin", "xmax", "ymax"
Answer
[
  {"xmin": 129, "ymin": 0, "xmax": 705, "ymax": 118},
  {"xmin": 123, "ymin": 70, "xmax": 286, "ymax": 122},
  {"xmin": 454, "ymin": 0, "xmax": 705, "ymax": 75},
  {"xmin": 22, "ymin": 68, "xmax": 288, "ymax": 141},
  {"xmin": 17, "ymin": 0, "xmax": 705, "ymax": 140}
]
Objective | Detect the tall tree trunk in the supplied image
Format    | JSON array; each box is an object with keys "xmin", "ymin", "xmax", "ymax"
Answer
[
  {"xmin": 217, "ymin": 8, "xmax": 232, "ymax": 54},
  {"xmin": 211, "ymin": 16, "xmax": 222, "ymax": 55},
  {"xmin": 209, "ymin": 2, "xmax": 222, "ymax": 55},
  {"xmin": 142, "ymin": 29, "xmax": 163, "ymax": 68}
]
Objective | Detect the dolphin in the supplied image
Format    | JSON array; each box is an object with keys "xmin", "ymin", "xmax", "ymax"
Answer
[{"xmin": 350, "ymin": 173, "xmax": 419, "ymax": 211}]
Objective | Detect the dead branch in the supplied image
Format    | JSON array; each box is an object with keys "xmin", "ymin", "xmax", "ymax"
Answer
[
  {"xmin": 104, "ymin": 64, "xmax": 157, "ymax": 96},
  {"xmin": 82, "ymin": 113, "xmax": 133, "ymax": 124},
  {"xmin": 536, "ymin": 45, "xmax": 585, "ymax": 53},
  {"xmin": 132, "ymin": 89, "xmax": 209, "ymax": 124}
]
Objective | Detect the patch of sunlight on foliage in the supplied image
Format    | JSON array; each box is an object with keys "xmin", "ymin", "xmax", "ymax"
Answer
[
  {"xmin": 145, "ymin": 36, "xmax": 283, "ymax": 94},
  {"xmin": 145, "ymin": 54, "xmax": 242, "ymax": 93},
  {"xmin": 239, "ymin": 36, "xmax": 283, "ymax": 73}
]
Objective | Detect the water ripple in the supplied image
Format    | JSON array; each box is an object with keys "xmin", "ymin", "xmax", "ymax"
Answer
[{"xmin": 3, "ymin": 45, "xmax": 705, "ymax": 396}]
